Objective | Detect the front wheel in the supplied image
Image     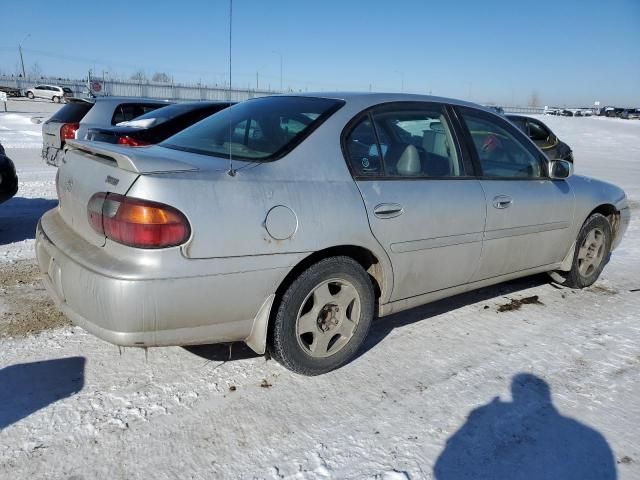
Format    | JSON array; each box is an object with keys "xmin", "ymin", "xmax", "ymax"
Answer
[
  {"xmin": 268, "ymin": 256, "xmax": 375, "ymax": 375},
  {"xmin": 551, "ymin": 213, "xmax": 612, "ymax": 288},
  {"xmin": 26, "ymin": 91, "xmax": 34, "ymax": 99}
]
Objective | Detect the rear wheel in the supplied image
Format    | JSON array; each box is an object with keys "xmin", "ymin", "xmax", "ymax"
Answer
[
  {"xmin": 551, "ymin": 213, "xmax": 612, "ymax": 288},
  {"xmin": 268, "ymin": 256, "xmax": 374, "ymax": 375},
  {"xmin": 26, "ymin": 91, "xmax": 34, "ymax": 99},
  {"xmin": 52, "ymin": 96, "xmax": 60, "ymax": 103}
]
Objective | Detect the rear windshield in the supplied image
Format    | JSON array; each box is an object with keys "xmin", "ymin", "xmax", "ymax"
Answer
[
  {"xmin": 119, "ymin": 102, "xmax": 227, "ymax": 128},
  {"xmin": 161, "ymin": 96, "xmax": 344, "ymax": 161},
  {"xmin": 62, "ymin": 87, "xmax": 73, "ymax": 94},
  {"xmin": 111, "ymin": 103, "xmax": 167, "ymax": 125},
  {"xmin": 48, "ymin": 101, "xmax": 93, "ymax": 123}
]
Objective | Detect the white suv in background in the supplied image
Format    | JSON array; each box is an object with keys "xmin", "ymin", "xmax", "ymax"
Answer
[{"xmin": 25, "ymin": 84, "xmax": 74, "ymax": 103}]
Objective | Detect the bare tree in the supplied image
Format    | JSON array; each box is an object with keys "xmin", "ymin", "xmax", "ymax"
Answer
[
  {"xmin": 130, "ymin": 70, "xmax": 147, "ymax": 82},
  {"xmin": 151, "ymin": 72, "xmax": 171, "ymax": 83},
  {"xmin": 528, "ymin": 90, "xmax": 540, "ymax": 107}
]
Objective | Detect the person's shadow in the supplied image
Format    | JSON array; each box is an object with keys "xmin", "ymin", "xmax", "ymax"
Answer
[{"xmin": 433, "ymin": 373, "xmax": 616, "ymax": 480}]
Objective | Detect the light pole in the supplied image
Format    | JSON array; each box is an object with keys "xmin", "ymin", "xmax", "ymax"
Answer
[
  {"xmin": 18, "ymin": 33, "xmax": 30, "ymax": 78},
  {"xmin": 272, "ymin": 50, "xmax": 283, "ymax": 91},
  {"xmin": 255, "ymin": 63, "xmax": 268, "ymax": 91}
]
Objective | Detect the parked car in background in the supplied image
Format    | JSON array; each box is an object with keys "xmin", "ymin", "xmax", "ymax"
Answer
[
  {"xmin": 561, "ymin": 109, "xmax": 574, "ymax": 117},
  {"xmin": 607, "ymin": 108, "xmax": 624, "ymax": 118},
  {"xmin": 0, "ymin": 85, "xmax": 22, "ymax": 98},
  {"xmin": 487, "ymin": 106, "xmax": 504, "ymax": 115},
  {"xmin": 42, "ymin": 96, "xmax": 171, "ymax": 166},
  {"xmin": 0, "ymin": 143, "xmax": 18, "ymax": 204},
  {"xmin": 506, "ymin": 115, "xmax": 573, "ymax": 162},
  {"xmin": 620, "ymin": 109, "xmax": 640, "ymax": 120},
  {"xmin": 25, "ymin": 85, "xmax": 74, "ymax": 103},
  {"xmin": 36, "ymin": 93, "xmax": 630, "ymax": 375},
  {"xmin": 86, "ymin": 101, "xmax": 233, "ymax": 147}
]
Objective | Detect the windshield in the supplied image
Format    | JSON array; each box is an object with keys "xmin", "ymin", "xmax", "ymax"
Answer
[{"xmin": 161, "ymin": 96, "xmax": 344, "ymax": 161}]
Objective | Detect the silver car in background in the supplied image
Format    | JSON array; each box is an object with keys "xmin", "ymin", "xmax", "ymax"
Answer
[
  {"xmin": 25, "ymin": 84, "xmax": 73, "ymax": 103},
  {"xmin": 35, "ymin": 93, "xmax": 630, "ymax": 375},
  {"xmin": 42, "ymin": 97, "xmax": 171, "ymax": 166}
]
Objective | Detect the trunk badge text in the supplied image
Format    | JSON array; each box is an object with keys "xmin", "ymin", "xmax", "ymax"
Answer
[
  {"xmin": 64, "ymin": 177, "xmax": 74, "ymax": 192},
  {"xmin": 106, "ymin": 176, "xmax": 120, "ymax": 186}
]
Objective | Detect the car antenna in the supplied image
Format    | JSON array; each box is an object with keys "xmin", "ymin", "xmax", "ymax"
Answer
[{"xmin": 227, "ymin": 0, "xmax": 236, "ymax": 177}]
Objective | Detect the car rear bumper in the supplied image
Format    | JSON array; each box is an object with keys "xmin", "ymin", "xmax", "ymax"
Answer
[{"xmin": 35, "ymin": 209, "xmax": 294, "ymax": 349}]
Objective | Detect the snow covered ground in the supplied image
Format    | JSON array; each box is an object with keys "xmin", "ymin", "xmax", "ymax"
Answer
[{"xmin": 1, "ymin": 103, "xmax": 639, "ymax": 479}]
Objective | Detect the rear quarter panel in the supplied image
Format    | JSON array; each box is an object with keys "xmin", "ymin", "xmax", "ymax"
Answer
[{"xmin": 125, "ymin": 109, "xmax": 394, "ymax": 301}]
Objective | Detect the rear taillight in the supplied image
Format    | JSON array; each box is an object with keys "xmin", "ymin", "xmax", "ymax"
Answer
[
  {"xmin": 60, "ymin": 122, "xmax": 79, "ymax": 141},
  {"xmin": 87, "ymin": 193, "xmax": 190, "ymax": 248},
  {"xmin": 117, "ymin": 135, "xmax": 151, "ymax": 147}
]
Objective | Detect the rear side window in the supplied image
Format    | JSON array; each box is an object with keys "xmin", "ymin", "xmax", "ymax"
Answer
[
  {"xmin": 344, "ymin": 104, "xmax": 464, "ymax": 178},
  {"xmin": 48, "ymin": 102, "xmax": 93, "ymax": 123},
  {"xmin": 161, "ymin": 96, "xmax": 344, "ymax": 161},
  {"xmin": 111, "ymin": 103, "xmax": 166, "ymax": 125}
]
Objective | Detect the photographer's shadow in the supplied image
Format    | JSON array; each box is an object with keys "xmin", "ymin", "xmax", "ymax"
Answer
[{"xmin": 434, "ymin": 373, "xmax": 616, "ymax": 480}]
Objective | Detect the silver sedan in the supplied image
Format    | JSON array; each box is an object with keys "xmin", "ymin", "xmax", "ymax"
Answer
[{"xmin": 35, "ymin": 93, "xmax": 630, "ymax": 375}]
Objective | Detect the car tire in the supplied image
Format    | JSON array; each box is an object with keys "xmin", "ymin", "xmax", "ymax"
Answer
[
  {"xmin": 551, "ymin": 213, "xmax": 612, "ymax": 289},
  {"xmin": 52, "ymin": 96, "xmax": 60, "ymax": 103},
  {"xmin": 268, "ymin": 256, "xmax": 375, "ymax": 375},
  {"xmin": 26, "ymin": 91, "xmax": 34, "ymax": 99}
]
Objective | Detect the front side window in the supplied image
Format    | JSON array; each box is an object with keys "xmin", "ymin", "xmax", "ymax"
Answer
[
  {"xmin": 461, "ymin": 110, "xmax": 546, "ymax": 178},
  {"xmin": 162, "ymin": 96, "xmax": 344, "ymax": 161}
]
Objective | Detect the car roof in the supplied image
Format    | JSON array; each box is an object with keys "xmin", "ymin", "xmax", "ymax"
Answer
[{"xmin": 263, "ymin": 91, "xmax": 489, "ymax": 112}]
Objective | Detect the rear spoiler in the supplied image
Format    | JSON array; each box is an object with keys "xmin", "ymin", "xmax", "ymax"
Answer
[{"xmin": 65, "ymin": 140, "xmax": 199, "ymax": 174}]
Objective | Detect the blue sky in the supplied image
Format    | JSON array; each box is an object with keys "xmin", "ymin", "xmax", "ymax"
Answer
[{"xmin": 1, "ymin": 0, "xmax": 639, "ymax": 106}]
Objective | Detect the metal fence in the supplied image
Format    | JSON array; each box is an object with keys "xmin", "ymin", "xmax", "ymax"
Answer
[
  {"xmin": 0, "ymin": 75, "xmax": 279, "ymax": 102},
  {"xmin": 501, "ymin": 106, "xmax": 546, "ymax": 114}
]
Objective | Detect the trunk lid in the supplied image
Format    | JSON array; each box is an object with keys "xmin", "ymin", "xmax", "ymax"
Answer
[{"xmin": 58, "ymin": 142, "xmax": 200, "ymax": 246}]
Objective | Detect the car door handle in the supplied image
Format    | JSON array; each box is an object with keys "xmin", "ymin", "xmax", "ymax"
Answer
[
  {"xmin": 492, "ymin": 195, "xmax": 513, "ymax": 209},
  {"xmin": 374, "ymin": 203, "xmax": 404, "ymax": 219}
]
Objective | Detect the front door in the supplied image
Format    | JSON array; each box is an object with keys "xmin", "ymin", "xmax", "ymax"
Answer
[
  {"xmin": 455, "ymin": 107, "xmax": 574, "ymax": 280},
  {"xmin": 343, "ymin": 102, "xmax": 486, "ymax": 301}
]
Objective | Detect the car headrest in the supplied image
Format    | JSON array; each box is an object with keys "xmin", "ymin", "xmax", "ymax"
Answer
[{"xmin": 396, "ymin": 144, "xmax": 421, "ymax": 176}]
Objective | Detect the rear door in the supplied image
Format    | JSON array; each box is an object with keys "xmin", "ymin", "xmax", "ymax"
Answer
[
  {"xmin": 454, "ymin": 106, "xmax": 574, "ymax": 280},
  {"xmin": 344, "ymin": 102, "xmax": 486, "ymax": 301}
]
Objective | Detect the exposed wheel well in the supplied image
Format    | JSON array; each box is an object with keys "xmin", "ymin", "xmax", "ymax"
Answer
[
  {"xmin": 587, "ymin": 204, "xmax": 620, "ymax": 246},
  {"xmin": 267, "ymin": 246, "xmax": 384, "ymax": 344}
]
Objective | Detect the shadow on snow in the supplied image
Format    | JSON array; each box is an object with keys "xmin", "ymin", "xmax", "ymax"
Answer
[
  {"xmin": 0, "ymin": 197, "xmax": 58, "ymax": 245},
  {"xmin": 0, "ymin": 357, "xmax": 85, "ymax": 430}
]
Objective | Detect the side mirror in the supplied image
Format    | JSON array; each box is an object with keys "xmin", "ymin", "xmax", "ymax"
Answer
[{"xmin": 548, "ymin": 159, "xmax": 573, "ymax": 179}]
